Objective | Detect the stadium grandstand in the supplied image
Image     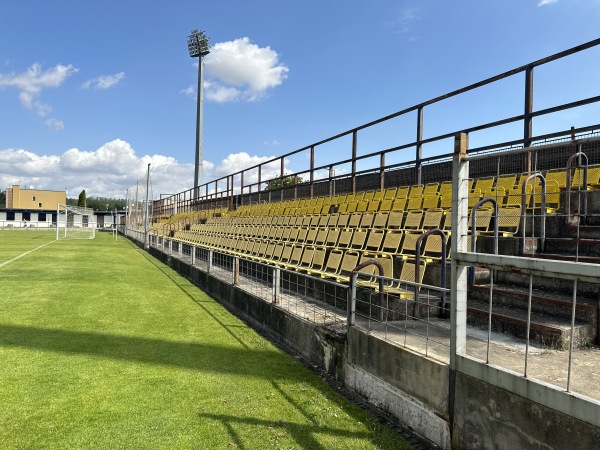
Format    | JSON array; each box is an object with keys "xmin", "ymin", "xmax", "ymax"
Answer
[{"xmin": 121, "ymin": 39, "xmax": 600, "ymax": 449}]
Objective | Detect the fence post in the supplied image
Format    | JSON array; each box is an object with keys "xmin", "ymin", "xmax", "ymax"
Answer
[
  {"xmin": 191, "ymin": 245, "xmax": 196, "ymax": 266},
  {"xmin": 451, "ymin": 132, "xmax": 469, "ymax": 365},
  {"xmin": 168, "ymin": 239, "xmax": 173, "ymax": 255},
  {"xmin": 272, "ymin": 267, "xmax": 280, "ymax": 304},
  {"xmin": 233, "ymin": 256, "xmax": 239, "ymax": 286},
  {"xmin": 207, "ymin": 250, "xmax": 213, "ymax": 274},
  {"xmin": 348, "ymin": 272, "xmax": 357, "ymax": 328}
]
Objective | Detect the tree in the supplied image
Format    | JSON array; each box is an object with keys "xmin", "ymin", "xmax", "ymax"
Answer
[
  {"xmin": 0, "ymin": 190, "xmax": 5, "ymax": 209},
  {"xmin": 266, "ymin": 175, "xmax": 303, "ymax": 190},
  {"xmin": 78, "ymin": 190, "xmax": 87, "ymax": 208}
]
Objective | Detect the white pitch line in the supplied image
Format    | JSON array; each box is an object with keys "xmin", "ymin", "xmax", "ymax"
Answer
[{"xmin": 0, "ymin": 240, "xmax": 56, "ymax": 269}]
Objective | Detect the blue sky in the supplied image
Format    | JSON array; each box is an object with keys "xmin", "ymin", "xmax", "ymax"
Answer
[{"xmin": 1, "ymin": 0, "xmax": 599, "ymax": 199}]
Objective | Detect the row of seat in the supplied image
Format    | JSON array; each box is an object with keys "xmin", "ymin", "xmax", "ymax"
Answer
[
  {"xmin": 203, "ymin": 206, "xmax": 523, "ymax": 237},
  {"xmin": 227, "ymin": 166, "xmax": 600, "ymax": 218},
  {"xmin": 178, "ymin": 225, "xmax": 447, "ymax": 261},
  {"xmin": 173, "ymin": 234, "xmax": 425, "ymax": 299}
]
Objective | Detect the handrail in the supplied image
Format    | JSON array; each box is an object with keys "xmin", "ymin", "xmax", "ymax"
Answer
[
  {"xmin": 520, "ymin": 173, "xmax": 547, "ymax": 254},
  {"xmin": 155, "ymin": 38, "xmax": 600, "ymax": 215},
  {"xmin": 566, "ymin": 147, "xmax": 589, "ymax": 222},
  {"xmin": 349, "ymin": 259, "xmax": 385, "ymax": 326},
  {"xmin": 470, "ymin": 198, "xmax": 499, "ymax": 285},
  {"xmin": 415, "ymin": 229, "xmax": 448, "ymax": 315}
]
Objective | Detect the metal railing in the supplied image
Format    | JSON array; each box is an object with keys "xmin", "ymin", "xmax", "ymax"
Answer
[
  {"xmin": 349, "ymin": 270, "xmax": 451, "ymax": 363},
  {"xmin": 156, "ymin": 38, "xmax": 600, "ymax": 216}
]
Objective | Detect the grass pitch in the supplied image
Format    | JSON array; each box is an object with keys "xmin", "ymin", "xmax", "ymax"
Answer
[{"xmin": 0, "ymin": 231, "xmax": 412, "ymax": 449}]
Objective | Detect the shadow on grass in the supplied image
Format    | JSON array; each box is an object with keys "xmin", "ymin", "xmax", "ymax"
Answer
[
  {"xmin": 199, "ymin": 412, "xmax": 376, "ymax": 450},
  {"xmin": 128, "ymin": 241, "xmax": 252, "ymax": 349},
  {"xmin": 0, "ymin": 323, "xmax": 294, "ymax": 380}
]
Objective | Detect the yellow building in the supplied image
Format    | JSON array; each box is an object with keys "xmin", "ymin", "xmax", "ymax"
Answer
[{"xmin": 5, "ymin": 184, "xmax": 66, "ymax": 210}]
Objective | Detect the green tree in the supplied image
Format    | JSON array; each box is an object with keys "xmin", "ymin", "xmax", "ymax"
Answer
[
  {"xmin": 266, "ymin": 175, "xmax": 303, "ymax": 190},
  {"xmin": 77, "ymin": 190, "xmax": 87, "ymax": 208},
  {"xmin": 0, "ymin": 190, "xmax": 5, "ymax": 209}
]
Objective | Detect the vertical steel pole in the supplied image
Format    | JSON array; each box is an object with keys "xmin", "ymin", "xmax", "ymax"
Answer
[
  {"xmin": 194, "ymin": 55, "xmax": 205, "ymax": 199},
  {"xmin": 351, "ymin": 130, "xmax": 358, "ymax": 194},
  {"xmin": 280, "ymin": 157, "xmax": 285, "ymax": 202},
  {"xmin": 348, "ymin": 273, "xmax": 357, "ymax": 328},
  {"xmin": 379, "ymin": 152, "xmax": 386, "ymax": 191},
  {"xmin": 416, "ymin": 106, "xmax": 424, "ymax": 185},
  {"xmin": 233, "ymin": 256, "xmax": 239, "ymax": 286},
  {"xmin": 273, "ymin": 267, "xmax": 280, "ymax": 304},
  {"xmin": 258, "ymin": 165, "xmax": 262, "ymax": 204},
  {"xmin": 310, "ymin": 146, "xmax": 315, "ymax": 198},
  {"xmin": 144, "ymin": 163, "xmax": 151, "ymax": 249},
  {"xmin": 524, "ymin": 65, "xmax": 534, "ymax": 173}
]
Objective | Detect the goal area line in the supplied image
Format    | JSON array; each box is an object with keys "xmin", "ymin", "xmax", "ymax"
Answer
[{"xmin": 0, "ymin": 240, "xmax": 56, "ymax": 269}]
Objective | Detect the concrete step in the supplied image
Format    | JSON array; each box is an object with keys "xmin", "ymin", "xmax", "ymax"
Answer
[
  {"xmin": 493, "ymin": 270, "xmax": 600, "ymax": 300},
  {"xmin": 542, "ymin": 237, "xmax": 600, "ymax": 257},
  {"xmin": 466, "ymin": 299, "xmax": 596, "ymax": 350},
  {"xmin": 470, "ymin": 284, "xmax": 597, "ymax": 324},
  {"xmin": 530, "ymin": 252, "xmax": 600, "ymax": 264}
]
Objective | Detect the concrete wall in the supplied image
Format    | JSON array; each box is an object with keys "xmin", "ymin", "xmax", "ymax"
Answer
[{"xmin": 453, "ymin": 371, "xmax": 600, "ymax": 450}]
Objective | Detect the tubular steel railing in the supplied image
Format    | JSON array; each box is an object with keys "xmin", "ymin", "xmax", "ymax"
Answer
[
  {"xmin": 566, "ymin": 148, "xmax": 589, "ymax": 221},
  {"xmin": 520, "ymin": 173, "xmax": 547, "ymax": 254},
  {"xmin": 156, "ymin": 38, "xmax": 600, "ymax": 216}
]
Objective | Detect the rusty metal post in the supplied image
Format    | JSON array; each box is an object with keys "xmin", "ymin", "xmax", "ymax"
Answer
[
  {"xmin": 280, "ymin": 157, "xmax": 285, "ymax": 202},
  {"xmin": 416, "ymin": 106, "xmax": 424, "ymax": 185},
  {"xmin": 233, "ymin": 256, "xmax": 239, "ymax": 286},
  {"xmin": 524, "ymin": 65, "xmax": 534, "ymax": 173},
  {"xmin": 207, "ymin": 249, "xmax": 213, "ymax": 274},
  {"xmin": 379, "ymin": 152, "xmax": 385, "ymax": 191},
  {"xmin": 273, "ymin": 267, "xmax": 280, "ymax": 304},
  {"xmin": 310, "ymin": 146, "xmax": 315, "ymax": 198},
  {"xmin": 258, "ymin": 165, "xmax": 262, "ymax": 204},
  {"xmin": 240, "ymin": 172, "xmax": 244, "ymax": 206},
  {"xmin": 351, "ymin": 130, "xmax": 358, "ymax": 194}
]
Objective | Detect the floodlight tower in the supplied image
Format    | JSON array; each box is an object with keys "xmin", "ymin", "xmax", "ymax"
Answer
[{"xmin": 187, "ymin": 29, "xmax": 210, "ymax": 198}]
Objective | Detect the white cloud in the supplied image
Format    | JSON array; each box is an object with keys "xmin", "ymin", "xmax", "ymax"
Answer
[
  {"xmin": 46, "ymin": 118, "xmax": 64, "ymax": 131},
  {"xmin": 180, "ymin": 84, "xmax": 195, "ymax": 98},
  {"xmin": 538, "ymin": 0, "xmax": 558, "ymax": 5},
  {"xmin": 185, "ymin": 37, "xmax": 288, "ymax": 103},
  {"xmin": 263, "ymin": 140, "xmax": 282, "ymax": 147},
  {"xmin": 81, "ymin": 72, "xmax": 125, "ymax": 90},
  {"xmin": 0, "ymin": 63, "xmax": 78, "ymax": 116},
  {"xmin": 203, "ymin": 80, "xmax": 241, "ymax": 103},
  {"xmin": 391, "ymin": 7, "xmax": 419, "ymax": 35},
  {"xmin": 0, "ymin": 140, "xmax": 289, "ymax": 200}
]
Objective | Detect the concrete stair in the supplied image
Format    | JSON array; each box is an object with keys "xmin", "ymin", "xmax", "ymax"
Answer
[
  {"xmin": 466, "ymin": 298, "xmax": 594, "ymax": 350},
  {"xmin": 468, "ymin": 284, "xmax": 597, "ymax": 350},
  {"xmin": 465, "ymin": 213, "xmax": 600, "ymax": 350}
]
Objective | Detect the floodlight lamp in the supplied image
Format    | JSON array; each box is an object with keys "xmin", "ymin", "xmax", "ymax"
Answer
[{"xmin": 188, "ymin": 29, "xmax": 210, "ymax": 57}]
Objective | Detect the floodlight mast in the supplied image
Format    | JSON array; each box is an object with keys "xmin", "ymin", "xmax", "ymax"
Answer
[{"xmin": 188, "ymin": 29, "xmax": 210, "ymax": 200}]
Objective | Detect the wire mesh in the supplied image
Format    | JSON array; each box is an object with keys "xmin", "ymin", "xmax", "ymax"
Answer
[{"xmin": 352, "ymin": 272, "xmax": 451, "ymax": 363}]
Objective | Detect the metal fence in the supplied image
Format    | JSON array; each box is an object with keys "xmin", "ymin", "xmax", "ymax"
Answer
[
  {"xmin": 451, "ymin": 133, "xmax": 600, "ymax": 406},
  {"xmin": 156, "ymin": 38, "xmax": 600, "ymax": 216},
  {"xmin": 142, "ymin": 233, "xmax": 456, "ymax": 359},
  {"xmin": 349, "ymin": 271, "xmax": 451, "ymax": 363}
]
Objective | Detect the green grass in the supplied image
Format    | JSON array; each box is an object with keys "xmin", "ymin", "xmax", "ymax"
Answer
[{"xmin": 0, "ymin": 231, "xmax": 411, "ymax": 449}]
